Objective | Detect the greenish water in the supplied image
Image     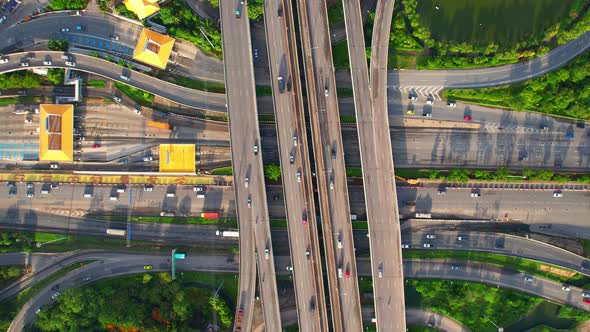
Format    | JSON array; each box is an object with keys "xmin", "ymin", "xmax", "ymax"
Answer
[{"xmin": 416, "ymin": 0, "xmax": 574, "ymax": 45}]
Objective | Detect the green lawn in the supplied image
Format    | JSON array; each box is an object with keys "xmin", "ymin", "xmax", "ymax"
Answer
[
  {"xmin": 180, "ymin": 271, "xmax": 239, "ymax": 301},
  {"xmin": 340, "ymin": 115, "xmax": 356, "ymax": 124},
  {"xmin": 395, "ymin": 169, "xmax": 434, "ymax": 179},
  {"xmin": 90, "ymin": 214, "xmax": 238, "ymax": 228},
  {"xmin": 211, "ymin": 166, "xmax": 233, "ymax": 176},
  {"xmin": 403, "ymin": 250, "xmax": 586, "ymax": 284},
  {"xmin": 346, "ymin": 167, "xmax": 363, "ymax": 178},
  {"xmin": 415, "ymin": 0, "xmax": 574, "ymax": 46},
  {"xmin": 327, "ymin": 1, "xmax": 344, "ymax": 26},
  {"xmin": 332, "ymin": 40, "xmax": 350, "ymax": 68},
  {"xmin": 255, "ymin": 85, "xmax": 273, "ymax": 97},
  {"xmin": 0, "ymin": 96, "xmax": 38, "ymax": 106},
  {"xmin": 258, "ymin": 114, "xmax": 275, "ymax": 122},
  {"xmin": 114, "ymin": 82, "xmax": 154, "ymax": 107},
  {"xmin": 87, "ymin": 80, "xmax": 106, "ymax": 88},
  {"xmin": 166, "ymin": 76, "xmax": 225, "ymax": 93},
  {"xmin": 0, "ymin": 261, "xmax": 92, "ymax": 330}
]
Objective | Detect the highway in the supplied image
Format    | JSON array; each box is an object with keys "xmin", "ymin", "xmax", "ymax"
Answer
[
  {"xmin": 0, "ymin": 51, "xmax": 226, "ymax": 111},
  {"xmin": 262, "ymin": 0, "xmax": 328, "ymax": 330},
  {"xmin": 218, "ymin": 1, "xmax": 281, "ymax": 331},
  {"xmin": 8, "ymin": 251, "xmax": 590, "ymax": 330},
  {"xmin": 296, "ymin": 0, "xmax": 364, "ymax": 330},
  {"xmin": 348, "ymin": 0, "xmax": 406, "ymax": 329}
]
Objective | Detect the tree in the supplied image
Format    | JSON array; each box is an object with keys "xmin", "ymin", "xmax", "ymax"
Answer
[
  {"xmin": 48, "ymin": 39, "xmax": 69, "ymax": 52},
  {"xmin": 447, "ymin": 169, "xmax": 469, "ymax": 182},
  {"xmin": 48, "ymin": 0, "xmax": 87, "ymax": 10},
  {"xmin": 47, "ymin": 69, "xmax": 64, "ymax": 86},
  {"xmin": 264, "ymin": 164, "xmax": 281, "ymax": 181}
]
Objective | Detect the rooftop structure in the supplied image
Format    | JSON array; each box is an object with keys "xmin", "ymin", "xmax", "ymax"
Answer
[
  {"xmin": 132, "ymin": 28, "xmax": 175, "ymax": 69},
  {"xmin": 159, "ymin": 144, "xmax": 195, "ymax": 173},
  {"xmin": 39, "ymin": 104, "xmax": 73, "ymax": 161},
  {"xmin": 123, "ymin": 0, "xmax": 160, "ymax": 20}
]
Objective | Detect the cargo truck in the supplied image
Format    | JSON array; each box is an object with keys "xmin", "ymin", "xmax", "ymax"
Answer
[
  {"xmin": 216, "ymin": 230, "xmax": 239, "ymax": 238},
  {"xmin": 201, "ymin": 212, "xmax": 219, "ymax": 219},
  {"xmin": 106, "ymin": 228, "xmax": 126, "ymax": 236},
  {"xmin": 415, "ymin": 213, "xmax": 432, "ymax": 219}
]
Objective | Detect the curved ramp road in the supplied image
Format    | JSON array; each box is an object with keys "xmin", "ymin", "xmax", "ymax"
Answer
[
  {"xmin": 0, "ymin": 51, "xmax": 226, "ymax": 111},
  {"xmin": 10, "ymin": 252, "xmax": 589, "ymax": 330}
]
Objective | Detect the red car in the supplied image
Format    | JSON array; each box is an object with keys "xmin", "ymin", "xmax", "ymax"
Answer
[
  {"xmin": 345, "ymin": 270, "xmax": 350, "ymax": 279},
  {"xmin": 92, "ymin": 144, "xmax": 101, "ymax": 149},
  {"xmin": 302, "ymin": 213, "xmax": 307, "ymax": 225},
  {"xmin": 583, "ymin": 297, "xmax": 590, "ymax": 304},
  {"xmin": 464, "ymin": 116, "xmax": 472, "ymax": 121}
]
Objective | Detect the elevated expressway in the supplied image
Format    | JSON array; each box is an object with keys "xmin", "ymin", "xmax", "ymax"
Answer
[
  {"xmin": 218, "ymin": 2, "xmax": 281, "ymax": 331},
  {"xmin": 296, "ymin": 0, "xmax": 363, "ymax": 330},
  {"xmin": 342, "ymin": 0, "xmax": 405, "ymax": 330},
  {"xmin": 263, "ymin": 0, "xmax": 328, "ymax": 330}
]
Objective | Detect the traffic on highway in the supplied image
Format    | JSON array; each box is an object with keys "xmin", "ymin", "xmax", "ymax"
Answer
[{"xmin": 0, "ymin": 1, "xmax": 589, "ymax": 332}]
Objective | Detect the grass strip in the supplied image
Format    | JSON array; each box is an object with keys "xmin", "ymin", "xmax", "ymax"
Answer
[
  {"xmin": 346, "ymin": 167, "xmax": 363, "ymax": 178},
  {"xmin": 211, "ymin": 166, "xmax": 233, "ymax": 176},
  {"xmin": 88, "ymin": 214, "xmax": 238, "ymax": 228},
  {"xmin": 403, "ymin": 250, "xmax": 586, "ymax": 284},
  {"xmin": 166, "ymin": 76, "xmax": 226, "ymax": 93},
  {"xmin": 114, "ymin": 82, "xmax": 154, "ymax": 107},
  {"xmin": 86, "ymin": 80, "xmax": 105, "ymax": 88}
]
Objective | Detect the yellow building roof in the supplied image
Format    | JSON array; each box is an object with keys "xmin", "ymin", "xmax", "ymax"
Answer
[
  {"xmin": 159, "ymin": 144, "xmax": 195, "ymax": 173},
  {"xmin": 39, "ymin": 104, "xmax": 73, "ymax": 162},
  {"xmin": 123, "ymin": 0, "xmax": 160, "ymax": 20},
  {"xmin": 132, "ymin": 28, "xmax": 175, "ymax": 69}
]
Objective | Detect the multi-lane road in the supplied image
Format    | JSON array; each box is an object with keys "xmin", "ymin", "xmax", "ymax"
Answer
[
  {"xmin": 219, "ymin": 2, "xmax": 281, "ymax": 331},
  {"xmin": 7, "ymin": 251, "xmax": 590, "ymax": 331},
  {"xmin": 342, "ymin": 0, "xmax": 406, "ymax": 329},
  {"xmin": 262, "ymin": 0, "xmax": 328, "ymax": 330},
  {"xmin": 296, "ymin": 0, "xmax": 364, "ymax": 330}
]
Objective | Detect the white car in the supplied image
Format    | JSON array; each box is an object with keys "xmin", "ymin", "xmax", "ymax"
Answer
[
  {"xmin": 337, "ymin": 238, "xmax": 342, "ymax": 249},
  {"xmin": 296, "ymin": 170, "xmax": 301, "ymax": 183},
  {"xmin": 324, "ymin": 88, "xmax": 329, "ymax": 96},
  {"xmin": 143, "ymin": 156, "xmax": 152, "ymax": 161},
  {"xmin": 113, "ymin": 96, "xmax": 122, "ymax": 103},
  {"xmin": 49, "ymin": 163, "xmax": 59, "ymax": 169},
  {"xmin": 51, "ymin": 292, "xmax": 60, "ymax": 299},
  {"xmin": 60, "ymin": 27, "xmax": 70, "ymax": 32},
  {"xmin": 470, "ymin": 192, "xmax": 480, "ymax": 197},
  {"xmin": 553, "ymin": 192, "xmax": 563, "ymax": 198},
  {"xmin": 401, "ymin": 244, "xmax": 410, "ymax": 248},
  {"xmin": 20, "ymin": 62, "xmax": 29, "ymax": 67},
  {"xmin": 43, "ymin": 61, "xmax": 52, "ymax": 65},
  {"xmin": 562, "ymin": 285, "xmax": 571, "ymax": 291},
  {"xmin": 426, "ymin": 99, "xmax": 434, "ymax": 105},
  {"xmin": 144, "ymin": 185, "xmax": 153, "ymax": 192},
  {"xmin": 244, "ymin": 176, "xmax": 249, "ymax": 188},
  {"xmin": 286, "ymin": 265, "xmax": 293, "ymax": 271},
  {"xmin": 193, "ymin": 186, "xmax": 204, "ymax": 192},
  {"xmin": 582, "ymin": 291, "xmax": 590, "ymax": 297},
  {"xmin": 378, "ymin": 267, "xmax": 383, "ymax": 278},
  {"xmin": 423, "ymin": 243, "xmax": 432, "ymax": 248},
  {"xmin": 426, "ymin": 234, "xmax": 436, "ymax": 239},
  {"xmin": 133, "ymin": 108, "xmax": 141, "ymax": 114},
  {"xmin": 35, "ymin": 308, "xmax": 41, "ymax": 315},
  {"xmin": 65, "ymin": 61, "xmax": 76, "ymax": 67},
  {"xmin": 26, "ymin": 193, "xmax": 34, "ymax": 198},
  {"xmin": 264, "ymin": 248, "xmax": 269, "ymax": 260},
  {"xmin": 447, "ymin": 101, "xmax": 457, "ymax": 107},
  {"xmin": 0, "ymin": 57, "xmax": 8, "ymax": 64}
]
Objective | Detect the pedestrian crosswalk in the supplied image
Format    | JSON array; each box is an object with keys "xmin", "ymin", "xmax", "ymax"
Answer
[{"xmin": 389, "ymin": 86, "xmax": 444, "ymax": 100}]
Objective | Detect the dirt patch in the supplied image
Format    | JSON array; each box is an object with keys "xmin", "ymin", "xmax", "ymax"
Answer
[
  {"xmin": 539, "ymin": 265, "xmax": 576, "ymax": 278},
  {"xmin": 576, "ymin": 320, "xmax": 590, "ymax": 332}
]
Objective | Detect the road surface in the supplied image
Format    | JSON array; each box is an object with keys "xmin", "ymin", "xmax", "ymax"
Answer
[
  {"xmin": 296, "ymin": 0, "xmax": 363, "ymax": 330},
  {"xmin": 262, "ymin": 0, "xmax": 328, "ymax": 330},
  {"xmin": 9, "ymin": 252, "xmax": 590, "ymax": 331},
  {"xmin": 219, "ymin": 2, "xmax": 281, "ymax": 331}
]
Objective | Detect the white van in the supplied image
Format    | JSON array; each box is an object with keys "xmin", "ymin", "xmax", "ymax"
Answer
[
  {"xmin": 41, "ymin": 190, "xmax": 49, "ymax": 194},
  {"xmin": 83, "ymin": 193, "xmax": 92, "ymax": 198},
  {"xmin": 166, "ymin": 192, "xmax": 175, "ymax": 198},
  {"xmin": 109, "ymin": 195, "xmax": 118, "ymax": 201},
  {"xmin": 338, "ymin": 268, "xmax": 343, "ymax": 279},
  {"xmin": 116, "ymin": 187, "xmax": 125, "ymax": 193}
]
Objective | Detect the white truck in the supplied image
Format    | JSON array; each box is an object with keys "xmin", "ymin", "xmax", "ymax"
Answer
[
  {"xmin": 106, "ymin": 228, "xmax": 126, "ymax": 236},
  {"xmin": 216, "ymin": 230, "xmax": 239, "ymax": 238}
]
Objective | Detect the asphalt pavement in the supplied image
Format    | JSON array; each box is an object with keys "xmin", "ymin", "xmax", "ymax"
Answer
[
  {"xmin": 296, "ymin": 0, "xmax": 364, "ymax": 330},
  {"xmin": 262, "ymin": 0, "xmax": 328, "ymax": 330},
  {"xmin": 219, "ymin": 1, "xmax": 281, "ymax": 331},
  {"xmin": 9, "ymin": 251, "xmax": 590, "ymax": 331}
]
